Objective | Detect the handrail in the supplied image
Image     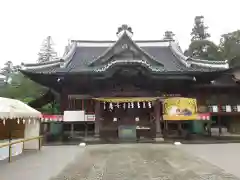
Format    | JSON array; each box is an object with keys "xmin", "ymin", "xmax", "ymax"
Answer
[
  {"xmin": 0, "ymin": 136, "xmax": 43, "ymax": 148},
  {"xmin": 0, "ymin": 136, "xmax": 43, "ymax": 162}
]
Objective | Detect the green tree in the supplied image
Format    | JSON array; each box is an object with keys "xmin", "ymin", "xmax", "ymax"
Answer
[
  {"xmin": 186, "ymin": 16, "xmax": 222, "ymax": 60},
  {"xmin": 191, "ymin": 16, "xmax": 210, "ymax": 41},
  {"xmin": 0, "ymin": 73, "xmax": 46, "ymax": 99},
  {"xmin": 1, "ymin": 61, "xmax": 13, "ymax": 83},
  {"xmin": 186, "ymin": 40, "xmax": 222, "ymax": 60},
  {"xmin": 219, "ymin": 30, "xmax": 240, "ymax": 66},
  {"xmin": 37, "ymin": 36, "xmax": 58, "ymax": 63},
  {"xmin": 41, "ymin": 102, "xmax": 60, "ymax": 114},
  {"xmin": 0, "ymin": 73, "xmax": 60, "ymax": 114}
]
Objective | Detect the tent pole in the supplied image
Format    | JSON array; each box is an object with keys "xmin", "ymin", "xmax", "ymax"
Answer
[{"xmin": 8, "ymin": 119, "xmax": 12, "ymax": 162}]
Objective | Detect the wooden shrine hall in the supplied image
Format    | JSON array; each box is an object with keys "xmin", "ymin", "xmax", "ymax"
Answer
[{"xmin": 21, "ymin": 24, "xmax": 240, "ymax": 141}]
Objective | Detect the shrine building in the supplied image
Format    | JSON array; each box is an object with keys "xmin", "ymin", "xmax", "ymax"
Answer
[{"xmin": 21, "ymin": 25, "xmax": 240, "ymax": 141}]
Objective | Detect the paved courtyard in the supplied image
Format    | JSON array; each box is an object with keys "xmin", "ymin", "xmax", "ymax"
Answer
[
  {"xmin": 179, "ymin": 144, "xmax": 240, "ymax": 179},
  {"xmin": 1, "ymin": 144, "xmax": 240, "ymax": 180},
  {"xmin": 0, "ymin": 146, "xmax": 84, "ymax": 180},
  {"xmin": 51, "ymin": 144, "xmax": 239, "ymax": 180}
]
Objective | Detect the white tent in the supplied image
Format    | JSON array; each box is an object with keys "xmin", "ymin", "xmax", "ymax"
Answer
[
  {"xmin": 0, "ymin": 97, "xmax": 42, "ymax": 161},
  {"xmin": 0, "ymin": 97, "xmax": 42, "ymax": 119}
]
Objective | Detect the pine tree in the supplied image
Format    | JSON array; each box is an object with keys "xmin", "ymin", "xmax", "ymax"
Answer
[
  {"xmin": 37, "ymin": 36, "xmax": 58, "ymax": 63},
  {"xmin": 186, "ymin": 16, "xmax": 216, "ymax": 59},
  {"xmin": 1, "ymin": 61, "xmax": 13, "ymax": 84},
  {"xmin": 191, "ymin": 16, "xmax": 210, "ymax": 41}
]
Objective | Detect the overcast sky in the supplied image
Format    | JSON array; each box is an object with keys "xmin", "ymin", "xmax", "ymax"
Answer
[{"xmin": 0, "ymin": 0, "xmax": 239, "ymax": 66}]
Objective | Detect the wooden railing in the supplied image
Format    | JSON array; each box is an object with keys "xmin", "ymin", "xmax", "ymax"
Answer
[{"xmin": 0, "ymin": 136, "xmax": 43, "ymax": 162}]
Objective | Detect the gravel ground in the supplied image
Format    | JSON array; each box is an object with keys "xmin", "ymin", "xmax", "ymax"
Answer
[
  {"xmin": 51, "ymin": 144, "xmax": 239, "ymax": 180},
  {"xmin": 179, "ymin": 144, "xmax": 240, "ymax": 179}
]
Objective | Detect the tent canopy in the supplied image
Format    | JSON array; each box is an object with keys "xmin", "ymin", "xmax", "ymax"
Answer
[{"xmin": 0, "ymin": 97, "xmax": 42, "ymax": 119}]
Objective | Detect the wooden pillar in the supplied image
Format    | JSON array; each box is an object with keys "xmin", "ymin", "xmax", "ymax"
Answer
[
  {"xmin": 81, "ymin": 99, "xmax": 84, "ymax": 111},
  {"xmin": 70, "ymin": 123, "xmax": 74, "ymax": 137},
  {"xmin": 60, "ymin": 89, "xmax": 68, "ymax": 113},
  {"xmin": 84, "ymin": 123, "xmax": 88, "ymax": 137},
  {"xmin": 216, "ymin": 89, "xmax": 222, "ymax": 136},
  {"xmin": 165, "ymin": 121, "xmax": 168, "ymax": 137},
  {"xmin": 218, "ymin": 115, "xmax": 222, "ymax": 136},
  {"xmin": 94, "ymin": 101, "xmax": 101, "ymax": 137},
  {"xmin": 154, "ymin": 99, "xmax": 162, "ymax": 137},
  {"xmin": 178, "ymin": 122, "xmax": 182, "ymax": 136},
  {"xmin": 163, "ymin": 120, "xmax": 165, "ymax": 136},
  {"xmin": 60, "ymin": 96, "xmax": 65, "ymax": 112}
]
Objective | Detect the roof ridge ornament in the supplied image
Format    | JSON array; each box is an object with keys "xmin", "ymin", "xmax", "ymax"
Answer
[
  {"xmin": 116, "ymin": 24, "xmax": 133, "ymax": 38},
  {"xmin": 163, "ymin": 31, "xmax": 175, "ymax": 41}
]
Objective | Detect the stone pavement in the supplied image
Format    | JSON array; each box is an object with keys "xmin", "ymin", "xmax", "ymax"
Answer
[
  {"xmin": 51, "ymin": 144, "xmax": 239, "ymax": 180},
  {"xmin": 179, "ymin": 144, "xmax": 240, "ymax": 179},
  {"xmin": 0, "ymin": 146, "xmax": 84, "ymax": 180}
]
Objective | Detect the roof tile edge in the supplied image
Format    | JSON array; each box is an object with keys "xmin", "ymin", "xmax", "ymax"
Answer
[
  {"xmin": 169, "ymin": 42, "xmax": 191, "ymax": 68},
  {"xmin": 21, "ymin": 42, "xmax": 77, "ymax": 70},
  {"xmin": 169, "ymin": 42, "xmax": 229, "ymax": 69},
  {"xmin": 60, "ymin": 42, "xmax": 77, "ymax": 68},
  {"xmin": 188, "ymin": 60, "xmax": 229, "ymax": 69},
  {"xmin": 22, "ymin": 59, "xmax": 61, "ymax": 67},
  {"xmin": 21, "ymin": 61, "xmax": 61, "ymax": 70},
  {"xmin": 73, "ymin": 40, "xmax": 170, "ymax": 47}
]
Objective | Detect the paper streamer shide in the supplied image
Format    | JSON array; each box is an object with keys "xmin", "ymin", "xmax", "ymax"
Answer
[
  {"xmin": 163, "ymin": 97, "xmax": 199, "ymax": 120},
  {"xmin": 93, "ymin": 97, "xmax": 157, "ymax": 103}
]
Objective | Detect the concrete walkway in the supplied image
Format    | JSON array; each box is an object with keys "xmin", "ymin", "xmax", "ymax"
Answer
[
  {"xmin": 51, "ymin": 144, "xmax": 239, "ymax": 180},
  {"xmin": 179, "ymin": 144, "xmax": 240, "ymax": 179},
  {"xmin": 1, "ymin": 144, "xmax": 240, "ymax": 180},
  {"xmin": 0, "ymin": 146, "xmax": 85, "ymax": 180}
]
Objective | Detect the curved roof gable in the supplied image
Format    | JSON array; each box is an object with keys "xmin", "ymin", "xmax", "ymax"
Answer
[
  {"xmin": 21, "ymin": 25, "xmax": 229, "ymax": 74},
  {"xmin": 88, "ymin": 32, "xmax": 164, "ymax": 68}
]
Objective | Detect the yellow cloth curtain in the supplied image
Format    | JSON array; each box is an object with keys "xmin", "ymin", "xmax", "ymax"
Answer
[
  {"xmin": 93, "ymin": 97, "xmax": 158, "ymax": 103},
  {"xmin": 163, "ymin": 97, "xmax": 198, "ymax": 121}
]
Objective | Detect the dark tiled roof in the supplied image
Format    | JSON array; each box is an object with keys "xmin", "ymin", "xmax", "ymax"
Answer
[
  {"xmin": 66, "ymin": 46, "xmax": 108, "ymax": 69},
  {"xmin": 142, "ymin": 46, "xmax": 188, "ymax": 71},
  {"xmin": 63, "ymin": 46, "xmax": 188, "ymax": 72},
  {"xmin": 23, "ymin": 64, "xmax": 61, "ymax": 74},
  {"xmin": 64, "ymin": 45, "xmax": 222, "ymax": 73},
  {"xmin": 22, "ymin": 39, "xmax": 228, "ymax": 74}
]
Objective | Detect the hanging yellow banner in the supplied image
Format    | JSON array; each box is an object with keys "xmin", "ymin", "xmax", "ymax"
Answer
[{"xmin": 163, "ymin": 97, "xmax": 198, "ymax": 120}]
